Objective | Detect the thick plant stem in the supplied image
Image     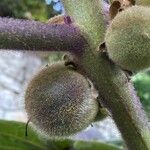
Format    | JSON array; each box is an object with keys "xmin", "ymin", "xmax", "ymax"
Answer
[
  {"xmin": 63, "ymin": 0, "xmax": 106, "ymax": 46},
  {"xmin": 0, "ymin": 17, "xmax": 87, "ymax": 55},
  {"xmin": 63, "ymin": 0, "xmax": 150, "ymax": 149}
]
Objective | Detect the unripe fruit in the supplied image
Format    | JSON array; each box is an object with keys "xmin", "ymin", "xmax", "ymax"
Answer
[
  {"xmin": 25, "ymin": 62, "xmax": 99, "ymax": 138},
  {"xmin": 105, "ymin": 6, "xmax": 150, "ymax": 72}
]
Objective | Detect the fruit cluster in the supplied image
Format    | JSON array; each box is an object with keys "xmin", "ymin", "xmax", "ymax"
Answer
[{"xmin": 25, "ymin": 0, "xmax": 150, "ymax": 139}]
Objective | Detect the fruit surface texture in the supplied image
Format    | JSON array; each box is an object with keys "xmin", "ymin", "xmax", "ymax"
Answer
[
  {"xmin": 25, "ymin": 63, "xmax": 98, "ymax": 138},
  {"xmin": 105, "ymin": 6, "xmax": 150, "ymax": 71}
]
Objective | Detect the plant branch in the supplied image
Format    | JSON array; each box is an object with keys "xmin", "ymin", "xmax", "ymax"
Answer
[
  {"xmin": 62, "ymin": 0, "xmax": 150, "ymax": 149},
  {"xmin": 63, "ymin": 0, "xmax": 106, "ymax": 46},
  {"xmin": 0, "ymin": 17, "xmax": 87, "ymax": 55}
]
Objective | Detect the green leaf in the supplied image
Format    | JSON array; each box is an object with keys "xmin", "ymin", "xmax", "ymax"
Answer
[
  {"xmin": 107, "ymin": 140, "xmax": 124, "ymax": 148},
  {"xmin": 73, "ymin": 141, "xmax": 123, "ymax": 150},
  {"xmin": 0, "ymin": 146, "xmax": 21, "ymax": 150},
  {"xmin": 0, "ymin": 120, "xmax": 43, "ymax": 146},
  {"xmin": 0, "ymin": 133, "xmax": 45, "ymax": 150},
  {"xmin": 0, "ymin": 120, "xmax": 122, "ymax": 150},
  {"xmin": 45, "ymin": 139, "xmax": 74, "ymax": 150}
]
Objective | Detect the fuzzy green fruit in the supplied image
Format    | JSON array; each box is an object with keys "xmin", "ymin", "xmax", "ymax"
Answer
[
  {"xmin": 25, "ymin": 62, "xmax": 99, "ymax": 138},
  {"xmin": 105, "ymin": 6, "xmax": 150, "ymax": 72}
]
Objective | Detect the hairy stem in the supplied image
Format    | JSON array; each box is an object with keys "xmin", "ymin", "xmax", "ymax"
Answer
[
  {"xmin": 63, "ymin": 0, "xmax": 106, "ymax": 46},
  {"xmin": 0, "ymin": 17, "xmax": 87, "ymax": 55},
  {"xmin": 63, "ymin": 0, "xmax": 150, "ymax": 149}
]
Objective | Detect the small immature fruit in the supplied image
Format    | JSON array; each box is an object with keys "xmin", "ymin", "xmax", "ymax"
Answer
[
  {"xmin": 25, "ymin": 62, "xmax": 98, "ymax": 138},
  {"xmin": 105, "ymin": 6, "xmax": 150, "ymax": 72}
]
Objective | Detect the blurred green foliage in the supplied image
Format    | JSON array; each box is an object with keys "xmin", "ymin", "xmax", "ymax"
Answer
[
  {"xmin": 0, "ymin": 0, "xmax": 60, "ymax": 21},
  {"xmin": 132, "ymin": 70, "xmax": 150, "ymax": 118},
  {"xmin": 0, "ymin": 120, "xmax": 122, "ymax": 150}
]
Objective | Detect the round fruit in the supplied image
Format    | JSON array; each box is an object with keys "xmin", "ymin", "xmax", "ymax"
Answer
[
  {"xmin": 105, "ymin": 6, "xmax": 150, "ymax": 72},
  {"xmin": 25, "ymin": 62, "xmax": 98, "ymax": 138}
]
